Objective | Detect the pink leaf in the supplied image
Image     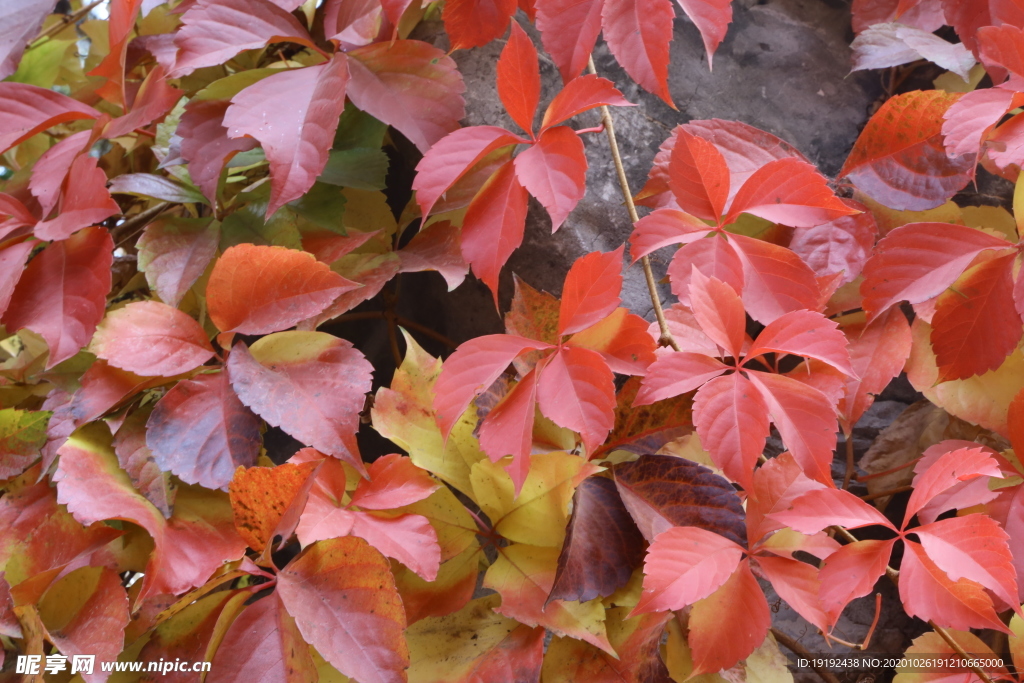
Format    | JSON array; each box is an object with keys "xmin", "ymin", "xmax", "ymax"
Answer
[
  {"xmin": 0, "ymin": 83, "xmax": 99, "ymax": 154},
  {"xmin": 770, "ymin": 487, "xmax": 896, "ymax": 535},
  {"xmin": 536, "ymin": 346, "xmax": 615, "ymax": 456},
  {"xmin": 634, "ymin": 353, "xmax": 730, "ymax": 405},
  {"xmin": 904, "ymin": 446, "xmax": 1002, "ymax": 528},
  {"xmin": 346, "ymin": 40, "xmax": 466, "ymax": 154},
  {"xmin": 224, "ymin": 56, "xmax": 349, "ymax": 217},
  {"xmin": 730, "ymin": 233, "xmax": 820, "ymax": 324},
  {"xmin": 627, "ymin": 208, "xmax": 710, "ymax": 261},
  {"xmin": 632, "ymin": 526, "xmax": 744, "ymax": 614},
  {"xmin": 747, "ymin": 310, "xmax": 855, "ymax": 377},
  {"xmin": 693, "ymin": 372, "xmax": 771, "ymax": 490},
  {"xmin": 2, "ymin": 226, "xmax": 112, "ymax": 369},
  {"xmin": 91, "ymin": 301, "xmax": 214, "ymax": 377},
  {"xmin": 536, "ymin": 0, "xmax": 603, "ymax": 83},
  {"xmin": 350, "ymin": 454, "xmax": 439, "ymax": 510},
  {"xmin": 540, "ymin": 75, "xmax": 632, "ymax": 131},
  {"xmin": 725, "ymin": 158, "xmax": 856, "ymax": 227},
  {"xmin": 558, "ymin": 247, "xmax": 624, "ymax": 335},
  {"xmin": 479, "ymin": 367, "xmax": 541, "ymax": 494},
  {"xmin": 601, "ymin": 0, "xmax": 676, "ymax": 105},
  {"xmin": 688, "ymin": 269, "xmax": 745, "ymax": 360},
  {"xmin": 513, "ymin": 125, "xmax": 588, "ymax": 231}
]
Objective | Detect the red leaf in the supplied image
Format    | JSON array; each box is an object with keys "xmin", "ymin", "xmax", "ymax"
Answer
[
  {"xmin": 904, "ymin": 446, "xmax": 1002, "ymax": 527},
  {"xmin": 398, "ymin": 220, "xmax": 468, "ymax": 291},
  {"xmin": 633, "ymin": 526, "xmax": 744, "ymax": 614},
  {"xmin": 537, "ymin": 345, "xmax": 615, "ymax": 455},
  {"xmin": 540, "ymin": 74, "xmax": 632, "ymax": 131},
  {"xmin": 565, "ymin": 307, "xmax": 658, "ymax": 375},
  {"xmin": 693, "ymin": 372, "xmax": 770, "ymax": 490},
  {"xmin": 112, "ymin": 410, "xmax": 175, "ymax": 518},
  {"xmin": 637, "ymin": 120, "xmax": 809, "ymax": 210},
  {"xmin": 746, "ymin": 452, "xmax": 828, "ymax": 545},
  {"xmin": 497, "ymin": 22, "xmax": 540, "ymax": 136},
  {"xmin": 818, "ymin": 539, "xmax": 896, "ymax": 622},
  {"xmin": 91, "ymin": 301, "xmax": 214, "ymax": 377},
  {"xmin": 689, "ymin": 269, "xmax": 745, "ymax": 360},
  {"xmin": 748, "ymin": 310, "xmax": 855, "ymax": 377},
  {"xmin": 840, "ymin": 90, "xmax": 973, "ymax": 211},
  {"xmin": 55, "ymin": 432, "xmax": 246, "ymax": 603},
  {"xmin": 931, "ymin": 253, "xmax": 1021, "ymax": 381},
  {"xmin": 461, "ymin": 159, "xmax": 531, "ymax": 302},
  {"xmin": 442, "ymin": 0, "xmax": 516, "ymax": 49},
  {"xmin": 0, "ymin": 0, "xmax": 59, "ymax": 80},
  {"xmin": 136, "ymin": 216, "xmax": 220, "ymax": 308},
  {"xmin": 69, "ymin": 361, "xmax": 161, "ymax": 426},
  {"xmin": 208, "ymin": 592, "xmax": 316, "ymax": 683},
  {"xmin": 725, "ymin": 158, "xmax": 855, "ymax": 227},
  {"xmin": 667, "ymin": 129, "xmax": 730, "ymax": 221},
  {"xmin": 33, "ymin": 154, "xmax": 120, "ymax": 242},
  {"xmin": 770, "ymin": 487, "xmax": 895, "ymax": 534},
  {"xmin": 942, "ymin": 88, "xmax": 1023, "ymax": 159},
  {"xmin": 837, "ymin": 309, "xmax": 913, "ymax": 432},
  {"xmin": 914, "ymin": 515, "xmax": 1018, "ymax": 610},
  {"xmin": 748, "ymin": 371, "xmax": 837, "ymax": 487},
  {"xmin": 2, "ymin": 226, "xmax": 112, "ymax": 369},
  {"xmin": 413, "ymin": 126, "xmax": 525, "ymax": 219},
  {"xmin": 224, "ymin": 57, "xmax": 349, "ymax": 216},
  {"xmin": 323, "ymin": 0, "xmax": 383, "ymax": 48},
  {"xmin": 613, "ymin": 453, "xmax": 748, "ymax": 546},
  {"xmin": 227, "ymin": 333, "xmax": 373, "ymax": 473},
  {"xmin": 276, "ymin": 537, "xmax": 409, "ymax": 683},
  {"xmin": 675, "ymin": 0, "xmax": 733, "ymax": 64},
  {"xmin": 558, "ymin": 247, "xmax": 624, "ymax": 335},
  {"xmin": 478, "ymin": 368, "xmax": 540, "ymax": 493},
  {"xmin": 1011, "ymin": 388, "xmax": 1024, "ymax": 456},
  {"xmin": 0, "ymin": 83, "xmax": 99, "ymax": 154},
  {"xmin": 787, "ymin": 200, "xmax": 877, "ymax": 285},
  {"xmin": 978, "ymin": 25, "xmax": 1024, "ymax": 86},
  {"xmin": 103, "ymin": 64, "xmax": 184, "ymax": 139},
  {"xmin": 601, "ymin": 0, "xmax": 676, "ymax": 105},
  {"xmin": 687, "ymin": 560, "xmax": 770, "ymax": 675},
  {"xmin": 39, "ymin": 566, "xmax": 131, "ymax": 678},
  {"xmin": 860, "ymin": 222, "xmax": 1011, "ymax": 319},
  {"xmin": 727, "ymin": 235, "xmax": 819, "ymax": 325},
  {"xmin": 549, "ymin": 476, "xmax": 645, "ymax": 603},
  {"xmin": 666, "ymin": 233, "xmax": 745, "ymax": 305},
  {"xmin": 347, "ymin": 40, "xmax": 466, "ymax": 153},
  {"xmin": 0, "ymin": 240, "xmax": 33, "ymax": 320},
  {"xmin": 147, "ymin": 373, "xmax": 262, "ymax": 490},
  {"xmin": 178, "ymin": 100, "xmax": 259, "ymax": 205},
  {"xmin": 433, "ymin": 334, "xmax": 552, "ymax": 439},
  {"xmin": 900, "ymin": 540, "xmax": 1009, "ymax": 633},
  {"xmin": 627, "ymin": 208, "xmax": 710, "ymax": 261},
  {"xmin": 206, "ymin": 244, "xmax": 358, "ymax": 335},
  {"xmin": 536, "ymin": 0, "xmax": 603, "ymax": 83},
  {"xmin": 754, "ymin": 555, "xmax": 830, "ymax": 633},
  {"xmin": 29, "ymin": 131, "xmax": 92, "ymax": 216},
  {"xmin": 513, "ymin": 125, "xmax": 588, "ymax": 231},
  {"xmin": 350, "ymin": 453, "xmax": 439, "ymax": 510},
  {"xmin": 170, "ymin": 0, "xmax": 315, "ymax": 77}
]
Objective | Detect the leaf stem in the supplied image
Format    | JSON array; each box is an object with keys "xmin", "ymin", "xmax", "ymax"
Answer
[
  {"xmin": 859, "ymin": 484, "xmax": 913, "ymax": 502},
  {"xmin": 111, "ymin": 202, "xmax": 172, "ymax": 247},
  {"xmin": 586, "ymin": 57, "xmax": 679, "ymax": 352},
  {"xmin": 843, "ymin": 436, "xmax": 854, "ymax": 490},
  {"xmin": 770, "ymin": 627, "xmax": 842, "ymax": 683}
]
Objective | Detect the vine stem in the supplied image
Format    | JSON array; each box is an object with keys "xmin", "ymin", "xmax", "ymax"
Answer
[
  {"xmin": 32, "ymin": 0, "xmax": 105, "ymax": 45},
  {"xmin": 586, "ymin": 57, "xmax": 679, "ymax": 352},
  {"xmin": 770, "ymin": 627, "xmax": 842, "ymax": 683}
]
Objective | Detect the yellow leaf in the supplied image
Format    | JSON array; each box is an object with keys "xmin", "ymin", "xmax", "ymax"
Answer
[
  {"xmin": 961, "ymin": 205, "xmax": 1018, "ymax": 241},
  {"xmin": 484, "ymin": 543, "xmax": 612, "ymax": 654},
  {"xmin": 470, "ymin": 451, "xmax": 601, "ymax": 547},
  {"xmin": 371, "ymin": 331, "xmax": 485, "ymax": 497}
]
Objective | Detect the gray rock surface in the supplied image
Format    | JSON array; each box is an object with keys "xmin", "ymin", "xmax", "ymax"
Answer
[{"xmin": 408, "ymin": 0, "xmax": 881, "ymax": 341}]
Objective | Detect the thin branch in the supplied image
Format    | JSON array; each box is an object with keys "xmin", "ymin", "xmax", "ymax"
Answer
[
  {"xmin": 843, "ymin": 436, "xmax": 855, "ymax": 490},
  {"xmin": 386, "ymin": 317, "xmax": 402, "ymax": 366},
  {"xmin": 395, "ymin": 315, "xmax": 459, "ymax": 350},
  {"xmin": 586, "ymin": 57, "xmax": 679, "ymax": 352},
  {"xmin": 111, "ymin": 202, "xmax": 172, "ymax": 247},
  {"xmin": 930, "ymin": 623, "xmax": 995, "ymax": 683},
  {"xmin": 860, "ymin": 484, "xmax": 913, "ymax": 502},
  {"xmin": 771, "ymin": 627, "xmax": 842, "ymax": 683},
  {"xmin": 32, "ymin": 0, "xmax": 104, "ymax": 44},
  {"xmin": 861, "ymin": 593, "xmax": 882, "ymax": 650}
]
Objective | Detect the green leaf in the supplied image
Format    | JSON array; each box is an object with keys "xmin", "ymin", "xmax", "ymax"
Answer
[
  {"xmin": 319, "ymin": 107, "xmax": 389, "ymax": 191},
  {"xmin": 0, "ymin": 408, "xmax": 51, "ymax": 478}
]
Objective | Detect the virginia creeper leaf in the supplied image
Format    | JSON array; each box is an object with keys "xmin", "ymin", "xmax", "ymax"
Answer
[
  {"xmin": 0, "ymin": 82, "xmax": 99, "ymax": 154},
  {"xmin": 747, "ymin": 309, "xmax": 855, "ymax": 377},
  {"xmin": 497, "ymin": 22, "xmax": 540, "ymax": 136},
  {"xmin": 692, "ymin": 372, "xmax": 771, "ymax": 490},
  {"xmin": 277, "ymin": 537, "xmax": 409, "ymax": 683},
  {"xmin": 558, "ymin": 246, "xmax": 624, "ymax": 336},
  {"xmin": 687, "ymin": 560, "xmax": 771, "ymax": 675},
  {"xmin": 33, "ymin": 154, "xmax": 120, "ymax": 242},
  {"xmin": 227, "ymin": 332, "xmax": 373, "ymax": 473},
  {"xmin": 2, "ymin": 226, "xmax": 112, "ymax": 369},
  {"xmin": 666, "ymin": 129, "xmax": 730, "ymax": 222},
  {"xmin": 536, "ymin": 0, "xmax": 603, "ymax": 83},
  {"xmin": 536, "ymin": 345, "xmax": 615, "ymax": 456},
  {"xmin": 147, "ymin": 372, "xmax": 262, "ymax": 490},
  {"xmin": 513, "ymin": 125, "xmax": 588, "ymax": 231},
  {"xmin": 725, "ymin": 157, "xmax": 856, "ymax": 227},
  {"xmin": 206, "ymin": 244, "xmax": 358, "ymax": 335},
  {"xmin": 228, "ymin": 461, "xmax": 320, "ymax": 552},
  {"xmin": 540, "ymin": 74, "xmax": 632, "ymax": 130},
  {"xmin": 136, "ymin": 216, "xmax": 220, "ymax": 308},
  {"xmin": 442, "ymin": 0, "xmax": 516, "ymax": 49},
  {"xmin": 601, "ymin": 0, "xmax": 676, "ymax": 105},
  {"xmin": 90, "ymin": 301, "xmax": 214, "ymax": 377}
]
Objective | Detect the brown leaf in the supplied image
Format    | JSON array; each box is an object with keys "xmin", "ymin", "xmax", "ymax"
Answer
[
  {"xmin": 592, "ymin": 378, "xmax": 693, "ymax": 460},
  {"xmin": 613, "ymin": 453, "xmax": 746, "ymax": 547},
  {"xmin": 548, "ymin": 475, "xmax": 645, "ymax": 604}
]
